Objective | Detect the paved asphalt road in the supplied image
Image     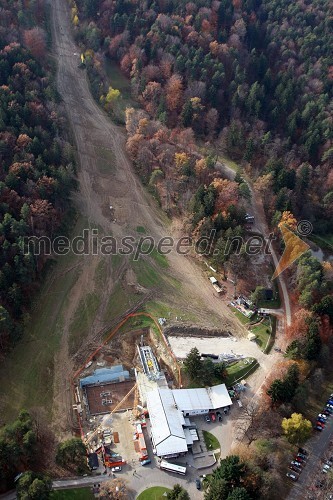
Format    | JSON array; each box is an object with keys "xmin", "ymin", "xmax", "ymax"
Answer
[{"xmin": 0, "ymin": 468, "xmax": 204, "ymax": 500}]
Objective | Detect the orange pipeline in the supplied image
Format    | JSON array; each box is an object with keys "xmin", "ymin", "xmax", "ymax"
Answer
[{"xmin": 71, "ymin": 312, "xmax": 182, "ymax": 437}]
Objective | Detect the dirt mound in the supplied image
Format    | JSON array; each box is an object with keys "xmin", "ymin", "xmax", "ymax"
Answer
[{"xmin": 164, "ymin": 324, "xmax": 232, "ymax": 338}]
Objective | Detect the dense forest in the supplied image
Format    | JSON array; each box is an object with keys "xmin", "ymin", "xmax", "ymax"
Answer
[
  {"xmin": 74, "ymin": 0, "xmax": 333, "ymax": 236},
  {"xmin": 73, "ymin": 0, "xmax": 333, "ymax": 357},
  {"xmin": 0, "ymin": 0, "xmax": 76, "ymax": 352}
]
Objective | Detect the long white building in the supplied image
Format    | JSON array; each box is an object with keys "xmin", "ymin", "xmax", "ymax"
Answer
[{"xmin": 146, "ymin": 384, "xmax": 232, "ymax": 458}]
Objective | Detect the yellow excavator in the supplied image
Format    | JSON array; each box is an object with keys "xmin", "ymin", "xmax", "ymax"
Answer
[{"xmin": 78, "ymin": 53, "xmax": 86, "ymax": 69}]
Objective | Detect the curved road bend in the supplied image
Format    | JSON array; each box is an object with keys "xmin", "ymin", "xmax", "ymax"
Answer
[{"xmin": 215, "ymin": 159, "xmax": 292, "ymax": 327}]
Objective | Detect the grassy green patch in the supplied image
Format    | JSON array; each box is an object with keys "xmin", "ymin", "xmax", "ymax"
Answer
[
  {"xmin": 0, "ymin": 217, "xmax": 99, "ymax": 421},
  {"xmin": 132, "ymin": 258, "xmax": 160, "ymax": 287},
  {"xmin": 50, "ymin": 488, "xmax": 94, "ymax": 499},
  {"xmin": 144, "ymin": 300, "xmax": 198, "ymax": 324},
  {"xmin": 225, "ymin": 358, "xmax": 259, "ymax": 386},
  {"xmin": 150, "ymin": 248, "xmax": 169, "ymax": 269},
  {"xmin": 103, "ymin": 283, "xmax": 139, "ymax": 323},
  {"xmin": 136, "ymin": 226, "xmax": 146, "ymax": 234},
  {"xmin": 218, "ymin": 154, "xmax": 239, "ymax": 172},
  {"xmin": 258, "ymin": 298, "xmax": 281, "ymax": 309},
  {"xmin": 137, "ymin": 486, "xmax": 172, "ymax": 500},
  {"xmin": 0, "ymin": 255, "xmax": 83, "ymax": 421},
  {"xmin": 94, "ymin": 258, "xmax": 108, "ymax": 287},
  {"xmin": 116, "ymin": 314, "xmax": 161, "ymax": 339},
  {"xmin": 139, "ymin": 244, "xmax": 169, "ymax": 269},
  {"xmin": 94, "ymin": 146, "xmax": 116, "ymax": 174},
  {"xmin": 250, "ymin": 318, "xmax": 271, "ymax": 351},
  {"xmin": 230, "ymin": 306, "xmax": 254, "ymax": 325},
  {"xmin": 203, "ymin": 430, "xmax": 220, "ymax": 451},
  {"xmin": 69, "ymin": 292, "xmax": 101, "ymax": 355},
  {"xmin": 111, "ymin": 253, "xmax": 123, "ymax": 271},
  {"xmin": 104, "ymin": 59, "xmax": 138, "ymax": 122}
]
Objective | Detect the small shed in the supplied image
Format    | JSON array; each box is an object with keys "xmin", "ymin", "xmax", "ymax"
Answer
[
  {"xmin": 88, "ymin": 452, "xmax": 99, "ymax": 470},
  {"xmin": 247, "ymin": 332, "xmax": 256, "ymax": 341}
]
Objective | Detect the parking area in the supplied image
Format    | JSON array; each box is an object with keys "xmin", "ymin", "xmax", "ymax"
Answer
[
  {"xmin": 287, "ymin": 393, "xmax": 333, "ymax": 499},
  {"xmin": 83, "ymin": 405, "xmax": 247, "ymax": 497}
]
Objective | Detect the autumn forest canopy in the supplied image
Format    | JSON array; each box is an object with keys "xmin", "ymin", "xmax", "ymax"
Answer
[
  {"xmin": 0, "ymin": 0, "xmax": 76, "ymax": 351},
  {"xmin": 74, "ymin": 0, "xmax": 333, "ymax": 237}
]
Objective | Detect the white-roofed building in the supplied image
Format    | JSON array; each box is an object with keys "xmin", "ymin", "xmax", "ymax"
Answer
[
  {"xmin": 146, "ymin": 383, "xmax": 232, "ymax": 458},
  {"xmin": 207, "ymin": 384, "xmax": 233, "ymax": 409},
  {"xmin": 172, "ymin": 384, "xmax": 232, "ymax": 416},
  {"xmin": 172, "ymin": 388, "xmax": 211, "ymax": 416},
  {"xmin": 146, "ymin": 389, "xmax": 188, "ymax": 458}
]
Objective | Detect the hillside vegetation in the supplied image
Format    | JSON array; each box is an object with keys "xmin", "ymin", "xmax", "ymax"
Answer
[
  {"xmin": 74, "ymin": 0, "xmax": 333, "ymax": 235},
  {"xmin": 0, "ymin": 0, "xmax": 76, "ymax": 351}
]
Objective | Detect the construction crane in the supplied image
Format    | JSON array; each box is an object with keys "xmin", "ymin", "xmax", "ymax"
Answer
[
  {"xmin": 132, "ymin": 384, "xmax": 140, "ymax": 419},
  {"xmin": 85, "ymin": 383, "xmax": 137, "ymax": 445}
]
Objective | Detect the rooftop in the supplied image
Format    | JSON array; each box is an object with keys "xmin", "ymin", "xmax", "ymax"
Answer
[
  {"xmin": 172, "ymin": 384, "xmax": 232, "ymax": 411},
  {"xmin": 146, "ymin": 389, "xmax": 188, "ymax": 457}
]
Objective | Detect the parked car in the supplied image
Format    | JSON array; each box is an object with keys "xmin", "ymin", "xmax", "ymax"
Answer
[
  {"xmin": 317, "ymin": 417, "xmax": 327, "ymax": 424},
  {"xmin": 290, "ymin": 461, "xmax": 302, "ymax": 471},
  {"xmin": 322, "ymin": 464, "xmax": 331, "ymax": 474},
  {"xmin": 286, "ymin": 472, "xmax": 298, "ymax": 482},
  {"xmin": 205, "ymin": 415, "xmax": 211, "ymax": 423},
  {"xmin": 216, "ymin": 411, "xmax": 223, "ymax": 421},
  {"xmin": 195, "ymin": 479, "xmax": 201, "ymax": 490},
  {"xmin": 297, "ymin": 453, "xmax": 307, "ymax": 460},
  {"xmin": 298, "ymin": 447, "xmax": 308, "ymax": 455},
  {"xmin": 210, "ymin": 413, "xmax": 216, "ymax": 422},
  {"xmin": 318, "ymin": 413, "xmax": 328, "ymax": 420},
  {"xmin": 316, "ymin": 421, "xmax": 325, "ymax": 428},
  {"xmin": 140, "ymin": 459, "xmax": 151, "ymax": 466},
  {"xmin": 289, "ymin": 465, "xmax": 301, "ymax": 473},
  {"xmin": 139, "ymin": 455, "xmax": 149, "ymax": 462},
  {"xmin": 111, "ymin": 467, "xmax": 122, "ymax": 472},
  {"xmin": 314, "ymin": 425, "xmax": 323, "ymax": 431},
  {"xmin": 294, "ymin": 456, "xmax": 305, "ymax": 463}
]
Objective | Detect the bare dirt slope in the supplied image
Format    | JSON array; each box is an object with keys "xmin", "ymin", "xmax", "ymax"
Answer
[{"xmin": 49, "ymin": 0, "xmax": 247, "ymax": 434}]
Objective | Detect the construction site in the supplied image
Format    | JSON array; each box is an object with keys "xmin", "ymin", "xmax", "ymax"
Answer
[
  {"xmin": 70, "ymin": 313, "xmax": 236, "ymax": 474},
  {"xmin": 70, "ymin": 315, "xmax": 180, "ymax": 471}
]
